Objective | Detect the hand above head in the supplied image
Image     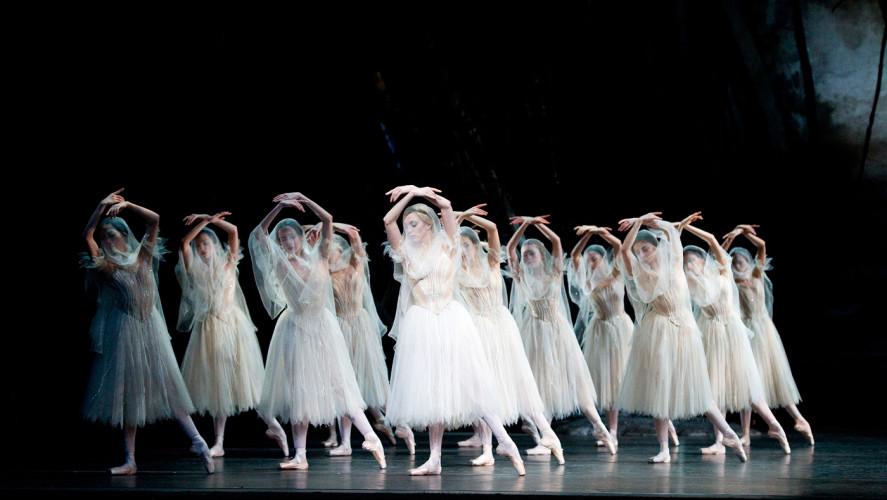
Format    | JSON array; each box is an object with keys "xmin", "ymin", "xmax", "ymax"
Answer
[
  {"xmin": 617, "ymin": 218, "xmax": 637, "ymax": 232},
  {"xmin": 414, "ymin": 186, "xmax": 442, "ymax": 200},
  {"xmin": 210, "ymin": 211, "xmax": 231, "ymax": 223},
  {"xmin": 183, "ymin": 214, "xmax": 211, "ymax": 225},
  {"xmin": 384, "ymin": 185, "xmax": 419, "ymax": 203},
  {"xmin": 107, "ymin": 201, "xmax": 130, "ymax": 217},
  {"xmin": 575, "ymin": 225, "xmax": 612, "ymax": 235},
  {"xmin": 340, "ymin": 224, "xmax": 360, "ymax": 240},
  {"xmin": 736, "ymin": 224, "xmax": 759, "ymax": 235},
  {"xmin": 277, "ymin": 199, "xmax": 306, "ymax": 211},
  {"xmin": 462, "ymin": 203, "xmax": 488, "ymax": 218},
  {"xmin": 101, "ymin": 188, "xmax": 125, "ymax": 206},
  {"xmin": 679, "ymin": 211, "xmax": 703, "ymax": 228}
]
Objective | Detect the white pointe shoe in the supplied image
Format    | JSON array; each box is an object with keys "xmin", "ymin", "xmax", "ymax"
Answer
[
  {"xmin": 327, "ymin": 444, "xmax": 352, "ymax": 456},
  {"xmin": 266, "ymin": 427, "xmax": 290, "ymax": 457},
  {"xmin": 373, "ymin": 421, "xmax": 397, "ymax": 446},
  {"xmin": 525, "ymin": 444, "xmax": 551, "ymax": 455},
  {"xmin": 794, "ymin": 421, "xmax": 815, "ymax": 446},
  {"xmin": 740, "ymin": 434, "xmax": 751, "ymax": 447},
  {"xmin": 409, "ymin": 456, "xmax": 441, "ymax": 476},
  {"xmin": 189, "ymin": 437, "xmax": 215, "ymax": 474},
  {"xmin": 470, "ymin": 446, "xmax": 495, "ymax": 466},
  {"xmin": 668, "ymin": 425, "xmax": 680, "ymax": 447},
  {"xmin": 593, "ymin": 428, "xmax": 617, "ymax": 455},
  {"xmin": 109, "ymin": 461, "xmax": 137, "ymax": 476},
  {"xmin": 321, "ymin": 436, "xmax": 338, "ymax": 448},
  {"xmin": 457, "ymin": 433, "xmax": 483, "ymax": 448},
  {"xmin": 395, "ymin": 425, "xmax": 416, "ymax": 455},
  {"xmin": 769, "ymin": 428, "xmax": 792, "ymax": 454},
  {"xmin": 280, "ymin": 449, "xmax": 308, "ymax": 470},
  {"xmin": 496, "ymin": 441, "xmax": 526, "ymax": 476},
  {"xmin": 722, "ymin": 435, "xmax": 748, "ymax": 462},
  {"xmin": 700, "ymin": 442, "xmax": 725, "ymax": 455},
  {"xmin": 649, "ymin": 450, "xmax": 671, "ymax": 463},
  {"xmin": 362, "ymin": 436, "xmax": 387, "ymax": 469},
  {"xmin": 540, "ymin": 432, "xmax": 565, "ymax": 465},
  {"xmin": 210, "ymin": 441, "xmax": 225, "ymax": 458}
]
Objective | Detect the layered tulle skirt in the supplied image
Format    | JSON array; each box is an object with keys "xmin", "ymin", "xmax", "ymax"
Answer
[
  {"xmin": 180, "ymin": 307, "xmax": 265, "ymax": 417},
  {"xmin": 338, "ymin": 310, "xmax": 390, "ymax": 409},
  {"xmin": 386, "ymin": 302, "xmax": 500, "ymax": 430},
  {"xmin": 699, "ymin": 314, "xmax": 765, "ymax": 412},
  {"xmin": 580, "ymin": 313, "xmax": 633, "ymax": 410},
  {"xmin": 470, "ymin": 305, "xmax": 545, "ymax": 424},
  {"xmin": 745, "ymin": 314, "xmax": 801, "ymax": 407},
  {"xmin": 83, "ymin": 308, "xmax": 195, "ymax": 428},
  {"xmin": 259, "ymin": 308, "xmax": 366, "ymax": 426},
  {"xmin": 617, "ymin": 311, "xmax": 712, "ymax": 419},
  {"xmin": 520, "ymin": 313, "xmax": 598, "ymax": 420}
]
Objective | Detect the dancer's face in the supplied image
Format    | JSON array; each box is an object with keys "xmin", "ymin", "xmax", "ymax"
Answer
[
  {"xmin": 732, "ymin": 255, "xmax": 749, "ymax": 274},
  {"xmin": 586, "ymin": 252, "xmax": 602, "ymax": 270},
  {"xmin": 460, "ymin": 235, "xmax": 478, "ymax": 263},
  {"xmin": 194, "ymin": 233, "xmax": 215, "ymax": 262},
  {"xmin": 98, "ymin": 224, "xmax": 128, "ymax": 254},
  {"xmin": 632, "ymin": 241, "xmax": 658, "ymax": 266},
  {"xmin": 278, "ymin": 226, "xmax": 303, "ymax": 253},
  {"xmin": 683, "ymin": 252, "xmax": 703, "ymax": 274},
  {"xmin": 404, "ymin": 213, "xmax": 432, "ymax": 243},
  {"xmin": 521, "ymin": 244, "xmax": 542, "ymax": 268}
]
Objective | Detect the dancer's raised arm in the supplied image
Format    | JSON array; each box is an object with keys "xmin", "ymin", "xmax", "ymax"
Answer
[
  {"xmin": 618, "ymin": 212, "xmax": 662, "ymax": 275},
  {"xmin": 383, "ymin": 185, "xmax": 447, "ymax": 250},
  {"xmin": 678, "ymin": 213, "xmax": 730, "ymax": 267},
  {"xmin": 534, "ymin": 219, "xmax": 563, "ymax": 261},
  {"xmin": 570, "ymin": 228, "xmax": 593, "ymax": 271},
  {"xmin": 274, "ymin": 192, "xmax": 333, "ymax": 255},
  {"xmin": 106, "ymin": 196, "xmax": 161, "ymax": 262},
  {"xmin": 455, "ymin": 204, "xmax": 501, "ymax": 266},
  {"xmin": 506, "ymin": 216, "xmax": 546, "ymax": 274},
  {"xmin": 84, "ymin": 188, "xmax": 125, "ymax": 258},
  {"xmin": 181, "ymin": 212, "xmax": 234, "ymax": 270}
]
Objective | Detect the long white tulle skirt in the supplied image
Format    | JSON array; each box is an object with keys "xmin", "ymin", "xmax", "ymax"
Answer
[
  {"xmin": 745, "ymin": 314, "xmax": 801, "ymax": 407},
  {"xmin": 470, "ymin": 306, "xmax": 545, "ymax": 424},
  {"xmin": 338, "ymin": 311, "xmax": 390, "ymax": 409},
  {"xmin": 386, "ymin": 302, "xmax": 500, "ymax": 430},
  {"xmin": 581, "ymin": 313, "xmax": 633, "ymax": 410},
  {"xmin": 83, "ymin": 308, "xmax": 195, "ymax": 428},
  {"xmin": 520, "ymin": 313, "xmax": 597, "ymax": 420},
  {"xmin": 258, "ymin": 308, "xmax": 366, "ymax": 426},
  {"xmin": 617, "ymin": 311, "xmax": 713, "ymax": 420},
  {"xmin": 180, "ymin": 307, "xmax": 265, "ymax": 417},
  {"xmin": 699, "ymin": 315, "xmax": 765, "ymax": 412}
]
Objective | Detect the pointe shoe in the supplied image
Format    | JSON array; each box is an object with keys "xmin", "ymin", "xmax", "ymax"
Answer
[
  {"xmin": 409, "ymin": 457, "xmax": 442, "ymax": 476},
  {"xmin": 210, "ymin": 441, "xmax": 225, "ymax": 458},
  {"xmin": 593, "ymin": 428, "xmax": 617, "ymax": 455},
  {"xmin": 109, "ymin": 461, "xmax": 137, "ymax": 475},
  {"xmin": 540, "ymin": 432, "xmax": 565, "ymax": 465},
  {"xmin": 668, "ymin": 426, "xmax": 680, "ymax": 447},
  {"xmin": 362, "ymin": 436, "xmax": 387, "ymax": 469},
  {"xmin": 321, "ymin": 437, "xmax": 338, "ymax": 448},
  {"xmin": 395, "ymin": 425, "xmax": 415, "ymax": 455},
  {"xmin": 190, "ymin": 437, "xmax": 215, "ymax": 474},
  {"xmin": 327, "ymin": 444, "xmax": 352, "ymax": 456},
  {"xmin": 768, "ymin": 429, "xmax": 791, "ymax": 455},
  {"xmin": 722, "ymin": 436, "xmax": 748, "ymax": 462},
  {"xmin": 740, "ymin": 434, "xmax": 751, "ymax": 447},
  {"xmin": 373, "ymin": 421, "xmax": 397, "ymax": 446},
  {"xmin": 470, "ymin": 447, "xmax": 495, "ymax": 466},
  {"xmin": 266, "ymin": 427, "xmax": 290, "ymax": 457},
  {"xmin": 525, "ymin": 444, "xmax": 551, "ymax": 455},
  {"xmin": 496, "ymin": 441, "xmax": 526, "ymax": 476},
  {"xmin": 280, "ymin": 449, "xmax": 309, "ymax": 470},
  {"xmin": 457, "ymin": 433, "xmax": 483, "ymax": 448},
  {"xmin": 794, "ymin": 421, "xmax": 814, "ymax": 446},
  {"xmin": 700, "ymin": 442, "xmax": 725, "ymax": 455},
  {"xmin": 648, "ymin": 451, "xmax": 671, "ymax": 463}
]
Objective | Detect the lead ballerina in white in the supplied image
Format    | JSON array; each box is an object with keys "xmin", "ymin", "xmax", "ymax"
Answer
[
  {"xmin": 506, "ymin": 216, "xmax": 617, "ymax": 455},
  {"xmin": 80, "ymin": 189, "xmax": 214, "ymax": 475},
  {"xmin": 249, "ymin": 192, "xmax": 386, "ymax": 471},
  {"xmin": 452, "ymin": 204, "xmax": 565, "ymax": 466},
  {"xmin": 567, "ymin": 225, "xmax": 634, "ymax": 447},
  {"xmin": 382, "ymin": 185, "xmax": 526, "ymax": 476},
  {"xmin": 616, "ymin": 212, "xmax": 746, "ymax": 464},
  {"xmin": 175, "ymin": 211, "xmax": 289, "ymax": 458},
  {"xmin": 723, "ymin": 224, "xmax": 814, "ymax": 446},
  {"xmin": 676, "ymin": 213, "xmax": 790, "ymax": 455}
]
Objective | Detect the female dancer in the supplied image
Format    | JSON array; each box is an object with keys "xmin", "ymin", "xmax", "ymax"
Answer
[
  {"xmin": 453, "ymin": 204, "xmax": 564, "ymax": 466},
  {"xmin": 383, "ymin": 185, "xmax": 525, "ymax": 476},
  {"xmin": 81, "ymin": 189, "xmax": 213, "ymax": 475},
  {"xmin": 567, "ymin": 225, "xmax": 634, "ymax": 447},
  {"xmin": 249, "ymin": 192, "xmax": 386, "ymax": 470},
  {"xmin": 506, "ymin": 216, "xmax": 617, "ymax": 455},
  {"xmin": 677, "ymin": 213, "xmax": 790, "ymax": 455},
  {"xmin": 616, "ymin": 212, "xmax": 747, "ymax": 463},
  {"xmin": 723, "ymin": 225, "xmax": 814, "ymax": 446},
  {"xmin": 175, "ymin": 212, "xmax": 289, "ymax": 458}
]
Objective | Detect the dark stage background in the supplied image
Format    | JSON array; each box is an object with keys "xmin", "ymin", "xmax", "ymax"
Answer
[{"xmin": 7, "ymin": 2, "xmax": 886, "ymax": 463}]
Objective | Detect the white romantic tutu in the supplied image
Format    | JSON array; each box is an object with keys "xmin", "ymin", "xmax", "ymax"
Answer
[
  {"xmin": 386, "ymin": 302, "xmax": 500, "ymax": 430},
  {"xmin": 83, "ymin": 308, "xmax": 195, "ymax": 428},
  {"xmin": 745, "ymin": 314, "xmax": 801, "ymax": 407},
  {"xmin": 258, "ymin": 308, "xmax": 366, "ymax": 426},
  {"xmin": 699, "ymin": 314, "xmax": 765, "ymax": 412},
  {"xmin": 520, "ymin": 312, "xmax": 598, "ymax": 420},
  {"xmin": 470, "ymin": 305, "xmax": 546, "ymax": 424},
  {"xmin": 617, "ymin": 310, "xmax": 713, "ymax": 420},
  {"xmin": 338, "ymin": 311, "xmax": 390, "ymax": 409},
  {"xmin": 580, "ymin": 313, "xmax": 633, "ymax": 410},
  {"xmin": 180, "ymin": 307, "xmax": 265, "ymax": 417}
]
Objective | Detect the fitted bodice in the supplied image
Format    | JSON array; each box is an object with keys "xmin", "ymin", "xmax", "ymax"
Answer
[
  {"xmin": 102, "ymin": 260, "xmax": 156, "ymax": 319},
  {"xmin": 735, "ymin": 277, "xmax": 767, "ymax": 319},
  {"xmin": 330, "ymin": 264, "xmax": 365, "ymax": 323}
]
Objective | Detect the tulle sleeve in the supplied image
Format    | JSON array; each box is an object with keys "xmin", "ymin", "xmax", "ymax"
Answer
[
  {"xmin": 358, "ymin": 252, "xmax": 387, "ymax": 337},
  {"xmin": 382, "ymin": 241, "xmax": 409, "ymax": 343},
  {"xmin": 566, "ymin": 257, "xmax": 592, "ymax": 345},
  {"xmin": 754, "ymin": 255, "xmax": 775, "ymax": 318},
  {"xmin": 249, "ymin": 225, "xmax": 288, "ymax": 319},
  {"xmin": 174, "ymin": 250, "xmax": 200, "ymax": 332}
]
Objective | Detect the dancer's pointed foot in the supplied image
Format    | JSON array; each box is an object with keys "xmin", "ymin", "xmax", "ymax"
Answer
[
  {"xmin": 496, "ymin": 441, "xmax": 526, "ymax": 476},
  {"xmin": 457, "ymin": 433, "xmax": 483, "ymax": 448},
  {"xmin": 794, "ymin": 420, "xmax": 814, "ymax": 446},
  {"xmin": 395, "ymin": 425, "xmax": 415, "ymax": 455},
  {"xmin": 470, "ymin": 446, "xmax": 495, "ymax": 466},
  {"xmin": 740, "ymin": 434, "xmax": 751, "ymax": 447},
  {"xmin": 266, "ymin": 426, "xmax": 289, "ymax": 457},
  {"xmin": 189, "ymin": 436, "xmax": 215, "ymax": 474},
  {"xmin": 109, "ymin": 461, "xmax": 137, "ymax": 475},
  {"xmin": 768, "ymin": 428, "xmax": 791, "ymax": 454},
  {"xmin": 373, "ymin": 420, "xmax": 397, "ymax": 446},
  {"xmin": 321, "ymin": 437, "xmax": 338, "ymax": 448},
  {"xmin": 280, "ymin": 449, "xmax": 308, "ymax": 470},
  {"xmin": 722, "ymin": 435, "xmax": 748, "ymax": 462},
  {"xmin": 668, "ymin": 422, "xmax": 680, "ymax": 446},
  {"xmin": 521, "ymin": 421, "xmax": 540, "ymax": 445},
  {"xmin": 327, "ymin": 444, "xmax": 352, "ymax": 456},
  {"xmin": 210, "ymin": 441, "xmax": 225, "ymax": 458},
  {"xmin": 593, "ymin": 428, "xmax": 617, "ymax": 455},
  {"xmin": 648, "ymin": 451, "xmax": 671, "ymax": 463},
  {"xmin": 700, "ymin": 442, "xmax": 725, "ymax": 455},
  {"xmin": 362, "ymin": 436, "xmax": 387, "ymax": 469},
  {"xmin": 525, "ymin": 444, "xmax": 551, "ymax": 455},
  {"xmin": 540, "ymin": 431, "xmax": 565, "ymax": 465},
  {"xmin": 408, "ymin": 455, "xmax": 441, "ymax": 476}
]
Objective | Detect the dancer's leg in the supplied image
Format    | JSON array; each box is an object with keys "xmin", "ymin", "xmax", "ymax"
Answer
[
  {"xmin": 785, "ymin": 404, "xmax": 814, "ymax": 445},
  {"xmin": 458, "ymin": 423, "xmax": 484, "ymax": 448},
  {"xmin": 751, "ymin": 400, "xmax": 791, "ymax": 454},
  {"xmin": 667, "ymin": 419, "xmax": 680, "ymax": 446},
  {"xmin": 175, "ymin": 413, "xmax": 214, "ymax": 473},
  {"xmin": 469, "ymin": 422, "xmax": 494, "ymax": 466},
  {"xmin": 210, "ymin": 415, "xmax": 227, "ymax": 457},
  {"xmin": 529, "ymin": 411, "xmax": 565, "ymax": 464},
  {"xmin": 580, "ymin": 403, "xmax": 616, "ymax": 455},
  {"xmin": 321, "ymin": 424, "xmax": 338, "ymax": 448},
  {"xmin": 328, "ymin": 416, "xmax": 353, "ymax": 456},
  {"xmin": 410, "ymin": 423, "xmax": 443, "ymax": 475},
  {"xmin": 109, "ymin": 425, "xmax": 138, "ymax": 475},
  {"xmin": 740, "ymin": 408, "xmax": 752, "ymax": 446},
  {"xmin": 649, "ymin": 418, "xmax": 671, "ymax": 463},
  {"xmin": 700, "ymin": 409, "xmax": 726, "ymax": 455},
  {"xmin": 280, "ymin": 423, "xmax": 309, "ymax": 470},
  {"xmin": 369, "ymin": 407, "xmax": 396, "ymax": 445},
  {"xmin": 349, "ymin": 411, "xmax": 387, "ymax": 468},
  {"xmin": 259, "ymin": 413, "xmax": 289, "ymax": 457},
  {"xmin": 395, "ymin": 425, "xmax": 416, "ymax": 455},
  {"xmin": 704, "ymin": 402, "xmax": 747, "ymax": 462},
  {"xmin": 480, "ymin": 412, "xmax": 525, "ymax": 476}
]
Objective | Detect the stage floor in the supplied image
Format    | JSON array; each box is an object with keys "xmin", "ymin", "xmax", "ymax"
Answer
[{"xmin": 4, "ymin": 430, "xmax": 885, "ymax": 499}]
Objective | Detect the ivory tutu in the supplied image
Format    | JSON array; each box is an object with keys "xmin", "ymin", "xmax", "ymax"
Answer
[
  {"xmin": 338, "ymin": 310, "xmax": 390, "ymax": 409},
  {"xmin": 698, "ymin": 314, "xmax": 765, "ymax": 412},
  {"xmin": 745, "ymin": 314, "xmax": 801, "ymax": 407},
  {"xmin": 580, "ymin": 313, "xmax": 633, "ymax": 410}
]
